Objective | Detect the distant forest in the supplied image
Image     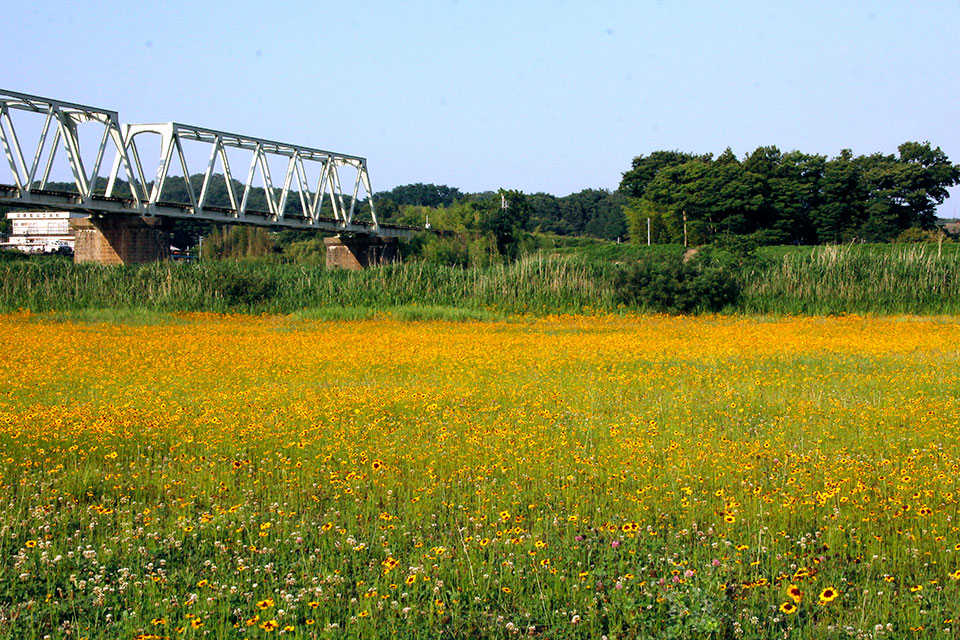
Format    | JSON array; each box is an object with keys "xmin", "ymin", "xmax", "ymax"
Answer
[
  {"xmin": 373, "ymin": 183, "xmax": 628, "ymax": 241},
  {"xmin": 376, "ymin": 141, "xmax": 960, "ymax": 246}
]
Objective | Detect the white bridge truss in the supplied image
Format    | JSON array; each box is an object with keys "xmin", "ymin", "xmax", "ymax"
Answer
[{"xmin": 0, "ymin": 89, "xmax": 411, "ymax": 238}]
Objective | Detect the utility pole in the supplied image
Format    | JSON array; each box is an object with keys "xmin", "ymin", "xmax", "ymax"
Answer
[{"xmin": 647, "ymin": 218, "xmax": 651, "ymax": 246}]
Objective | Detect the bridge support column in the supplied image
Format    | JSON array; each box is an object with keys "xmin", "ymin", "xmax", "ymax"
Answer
[
  {"xmin": 324, "ymin": 235, "xmax": 399, "ymax": 270},
  {"xmin": 71, "ymin": 215, "xmax": 170, "ymax": 265}
]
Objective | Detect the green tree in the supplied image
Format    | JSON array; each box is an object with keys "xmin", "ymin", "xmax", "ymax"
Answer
[
  {"xmin": 583, "ymin": 190, "xmax": 628, "ymax": 240},
  {"xmin": 421, "ymin": 234, "xmax": 469, "ymax": 266},
  {"xmin": 0, "ymin": 206, "xmax": 12, "ymax": 235},
  {"xmin": 476, "ymin": 189, "xmax": 530, "ymax": 257},
  {"xmin": 811, "ymin": 149, "xmax": 866, "ymax": 243},
  {"xmin": 857, "ymin": 152, "xmax": 903, "ymax": 241},
  {"xmin": 528, "ymin": 189, "xmax": 627, "ymax": 239},
  {"xmin": 708, "ymin": 148, "xmax": 763, "ymax": 236},
  {"xmin": 643, "ymin": 153, "xmax": 763, "ymax": 245},
  {"xmin": 201, "ymin": 225, "xmax": 277, "ymax": 260},
  {"xmin": 372, "ymin": 197, "xmax": 400, "ymax": 222},
  {"xmin": 892, "ymin": 142, "xmax": 960, "ymax": 230},
  {"xmin": 374, "ymin": 183, "xmax": 463, "ymax": 208},
  {"xmin": 642, "ymin": 162, "xmax": 703, "ymax": 245},
  {"xmin": 766, "ymin": 150, "xmax": 824, "ymax": 244},
  {"xmin": 623, "ymin": 198, "xmax": 680, "ymax": 244},
  {"xmin": 528, "ymin": 193, "xmax": 565, "ymax": 234},
  {"xmin": 619, "ymin": 150, "xmax": 702, "ymax": 199}
]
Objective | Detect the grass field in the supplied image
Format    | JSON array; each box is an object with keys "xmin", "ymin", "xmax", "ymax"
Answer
[{"xmin": 2, "ymin": 313, "xmax": 960, "ymax": 638}]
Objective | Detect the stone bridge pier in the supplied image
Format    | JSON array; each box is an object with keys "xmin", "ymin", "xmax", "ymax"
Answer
[
  {"xmin": 324, "ymin": 235, "xmax": 399, "ymax": 269},
  {"xmin": 71, "ymin": 215, "xmax": 169, "ymax": 265}
]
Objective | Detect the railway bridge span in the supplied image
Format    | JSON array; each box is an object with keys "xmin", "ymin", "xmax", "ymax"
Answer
[{"xmin": 0, "ymin": 89, "xmax": 414, "ymax": 267}]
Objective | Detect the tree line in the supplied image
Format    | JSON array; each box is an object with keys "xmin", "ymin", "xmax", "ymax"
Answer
[
  {"xmin": 620, "ymin": 142, "xmax": 960, "ymax": 245},
  {"xmin": 13, "ymin": 140, "xmax": 959, "ymax": 261},
  {"xmin": 373, "ymin": 184, "xmax": 627, "ymax": 241},
  {"xmin": 374, "ymin": 141, "xmax": 960, "ymax": 251}
]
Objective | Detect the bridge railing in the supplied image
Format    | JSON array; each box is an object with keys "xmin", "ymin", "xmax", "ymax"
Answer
[{"xmin": 0, "ymin": 89, "xmax": 387, "ymax": 234}]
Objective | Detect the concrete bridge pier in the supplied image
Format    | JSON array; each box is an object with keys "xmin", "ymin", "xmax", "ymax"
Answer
[
  {"xmin": 324, "ymin": 235, "xmax": 399, "ymax": 269},
  {"xmin": 71, "ymin": 215, "xmax": 170, "ymax": 265}
]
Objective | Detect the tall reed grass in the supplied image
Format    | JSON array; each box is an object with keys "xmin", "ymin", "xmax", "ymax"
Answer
[
  {"xmin": 2, "ymin": 244, "xmax": 959, "ymax": 316},
  {"xmin": 741, "ymin": 244, "xmax": 960, "ymax": 314},
  {"xmin": 0, "ymin": 253, "xmax": 617, "ymax": 316}
]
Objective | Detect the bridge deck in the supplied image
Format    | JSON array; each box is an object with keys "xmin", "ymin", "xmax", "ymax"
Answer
[{"xmin": 0, "ymin": 185, "xmax": 416, "ymax": 238}]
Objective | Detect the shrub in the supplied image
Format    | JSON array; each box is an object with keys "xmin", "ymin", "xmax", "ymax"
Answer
[
  {"xmin": 614, "ymin": 251, "xmax": 740, "ymax": 313},
  {"xmin": 421, "ymin": 234, "xmax": 468, "ymax": 267},
  {"xmin": 467, "ymin": 234, "xmax": 500, "ymax": 268},
  {"xmin": 212, "ymin": 266, "xmax": 278, "ymax": 309},
  {"xmin": 283, "ymin": 237, "xmax": 328, "ymax": 265},
  {"xmin": 893, "ymin": 227, "xmax": 953, "ymax": 244},
  {"xmin": 0, "ymin": 249, "xmax": 30, "ymax": 262}
]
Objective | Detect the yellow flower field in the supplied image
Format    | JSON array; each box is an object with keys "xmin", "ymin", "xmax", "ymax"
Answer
[{"xmin": 1, "ymin": 312, "xmax": 959, "ymax": 638}]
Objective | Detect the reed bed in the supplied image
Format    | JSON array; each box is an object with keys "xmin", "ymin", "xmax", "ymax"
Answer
[
  {"xmin": 2, "ymin": 244, "xmax": 960, "ymax": 316},
  {"xmin": 741, "ymin": 244, "xmax": 960, "ymax": 314},
  {"xmin": 0, "ymin": 254, "xmax": 617, "ymax": 316}
]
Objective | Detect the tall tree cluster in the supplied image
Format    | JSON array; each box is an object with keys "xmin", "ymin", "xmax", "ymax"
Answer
[{"xmin": 620, "ymin": 142, "xmax": 960, "ymax": 245}]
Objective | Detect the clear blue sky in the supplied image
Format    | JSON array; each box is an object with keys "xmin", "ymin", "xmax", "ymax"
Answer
[{"xmin": 3, "ymin": 1, "xmax": 960, "ymax": 212}]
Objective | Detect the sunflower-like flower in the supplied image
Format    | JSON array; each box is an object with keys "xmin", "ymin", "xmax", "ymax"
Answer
[
  {"xmin": 787, "ymin": 584, "xmax": 802, "ymax": 602},
  {"xmin": 818, "ymin": 587, "xmax": 839, "ymax": 604}
]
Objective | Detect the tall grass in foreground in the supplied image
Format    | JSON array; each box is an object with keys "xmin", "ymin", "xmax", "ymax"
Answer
[{"xmin": 3, "ymin": 243, "xmax": 960, "ymax": 316}]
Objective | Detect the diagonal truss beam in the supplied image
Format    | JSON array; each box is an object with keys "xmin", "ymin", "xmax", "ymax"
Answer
[{"xmin": 0, "ymin": 89, "xmax": 143, "ymax": 204}]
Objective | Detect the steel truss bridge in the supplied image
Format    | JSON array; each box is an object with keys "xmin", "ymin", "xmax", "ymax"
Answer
[{"xmin": 0, "ymin": 89, "xmax": 413, "ymax": 238}]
